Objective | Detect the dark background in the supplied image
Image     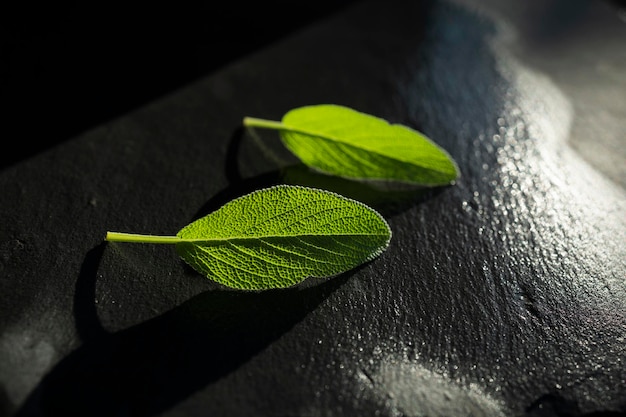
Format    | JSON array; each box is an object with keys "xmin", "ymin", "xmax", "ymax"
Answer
[
  {"xmin": 1, "ymin": 0, "xmax": 359, "ymax": 169},
  {"xmin": 4, "ymin": 0, "xmax": 626, "ymax": 169}
]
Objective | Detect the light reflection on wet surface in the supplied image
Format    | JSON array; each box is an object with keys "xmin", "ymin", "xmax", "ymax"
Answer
[
  {"xmin": 356, "ymin": 351, "xmax": 507, "ymax": 416},
  {"xmin": 349, "ymin": 0, "xmax": 626, "ymax": 413}
]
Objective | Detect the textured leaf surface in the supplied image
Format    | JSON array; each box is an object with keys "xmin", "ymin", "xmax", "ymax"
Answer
[
  {"xmin": 279, "ymin": 104, "xmax": 459, "ymax": 185},
  {"xmin": 175, "ymin": 185, "xmax": 391, "ymax": 290}
]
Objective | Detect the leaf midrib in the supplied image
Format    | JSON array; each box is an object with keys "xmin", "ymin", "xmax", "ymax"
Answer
[{"xmin": 177, "ymin": 232, "xmax": 390, "ymax": 243}]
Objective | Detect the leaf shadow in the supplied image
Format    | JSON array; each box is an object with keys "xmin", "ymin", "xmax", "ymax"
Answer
[
  {"xmin": 17, "ymin": 243, "xmax": 352, "ymax": 417},
  {"xmin": 196, "ymin": 126, "xmax": 449, "ymax": 221}
]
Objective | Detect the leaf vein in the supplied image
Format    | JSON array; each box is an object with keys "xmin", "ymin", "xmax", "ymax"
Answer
[{"xmin": 197, "ymin": 246, "xmax": 274, "ymax": 280}]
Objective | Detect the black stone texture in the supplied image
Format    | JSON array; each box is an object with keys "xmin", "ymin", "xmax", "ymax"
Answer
[{"xmin": 1, "ymin": 0, "xmax": 625, "ymax": 416}]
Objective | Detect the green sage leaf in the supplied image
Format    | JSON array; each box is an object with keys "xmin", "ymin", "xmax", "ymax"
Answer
[
  {"xmin": 106, "ymin": 185, "xmax": 391, "ymax": 290},
  {"xmin": 244, "ymin": 104, "xmax": 459, "ymax": 186}
]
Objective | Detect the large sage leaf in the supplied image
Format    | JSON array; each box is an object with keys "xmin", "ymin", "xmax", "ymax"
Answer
[
  {"xmin": 244, "ymin": 104, "xmax": 459, "ymax": 186},
  {"xmin": 106, "ymin": 185, "xmax": 391, "ymax": 290}
]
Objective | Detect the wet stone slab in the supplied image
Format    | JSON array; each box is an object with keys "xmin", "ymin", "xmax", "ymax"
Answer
[{"xmin": 1, "ymin": 0, "xmax": 624, "ymax": 416}]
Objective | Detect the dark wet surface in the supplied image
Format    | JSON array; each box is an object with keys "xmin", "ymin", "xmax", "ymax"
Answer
[{"xmin": 1, "ymin": 1, "xmax": 624, "ymax": 416}]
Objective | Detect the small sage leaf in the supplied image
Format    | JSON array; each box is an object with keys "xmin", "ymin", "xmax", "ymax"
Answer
[
  {"xmin": 106, "ymin": 185, "xmax": 391, "ymax": 291},
  {"xmin": 244, "ymin": 104, "xmax": 459, "ymax": 186}
]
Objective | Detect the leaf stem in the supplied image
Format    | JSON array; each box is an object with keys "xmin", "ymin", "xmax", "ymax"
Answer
[
  {"xmin": 243, "ymin": 117, "xmax": 285, "ymax": 131},
  {"xmin": 105, "ymin": 232, "xmax": 181, "ymax": 244}
]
